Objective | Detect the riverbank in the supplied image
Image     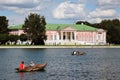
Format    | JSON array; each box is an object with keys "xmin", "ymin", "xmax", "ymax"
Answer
[{"xmin": 0, "ymin": 45, "xmax": 120, "ymax": 48}]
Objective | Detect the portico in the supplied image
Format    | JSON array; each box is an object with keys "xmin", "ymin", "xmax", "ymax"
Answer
[{"xmin": 59, "ymin": 31, "xmax": 76, "ymax": 41}]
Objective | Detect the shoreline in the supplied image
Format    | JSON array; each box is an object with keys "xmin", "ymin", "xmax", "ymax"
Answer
[{"xmin": 0, "ymin": 45, "xmax": 120, "ymax": 48}]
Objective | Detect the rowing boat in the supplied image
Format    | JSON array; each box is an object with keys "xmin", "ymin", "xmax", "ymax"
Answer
[{"xmin": 15, "ymin": 63, "xmax": 47, "ymax": 72}]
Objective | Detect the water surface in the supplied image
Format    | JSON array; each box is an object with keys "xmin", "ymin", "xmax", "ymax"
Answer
[{"xmin": 0, "ymin": 48, "xmax": 120, "ymax": 80}]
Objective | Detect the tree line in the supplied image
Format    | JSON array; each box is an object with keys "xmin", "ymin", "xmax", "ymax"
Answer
[{"xmin": 76, "ymin": 19, "xmax": 120, "ymax": 44}]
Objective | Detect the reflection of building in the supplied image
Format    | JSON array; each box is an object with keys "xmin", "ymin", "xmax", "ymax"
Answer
[{"xmin": 9, "ymin": 24, "xmax": 106, "ymax": 45}]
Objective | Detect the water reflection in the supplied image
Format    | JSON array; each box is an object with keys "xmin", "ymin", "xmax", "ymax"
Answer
[{"xmin": 20, "ymin": 72, "xmax": 24, "ymax": 80}]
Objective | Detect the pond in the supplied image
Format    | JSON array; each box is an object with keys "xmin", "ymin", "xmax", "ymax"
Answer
[{"xmin": 0, "ymin": 48, "xmax": 120, "ymax": 80}]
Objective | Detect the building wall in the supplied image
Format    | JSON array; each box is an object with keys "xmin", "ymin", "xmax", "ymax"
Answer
[
  {"xmin": 9, "ymin": 28, "xmax": 106, "ymax": 45},
  {"xmin": 45, "ymin": 30, "xmax": 106, "ymax": 45},
  {"xmin": 9, "ymin": 30, "xmax": 24, "ymax": 36}
]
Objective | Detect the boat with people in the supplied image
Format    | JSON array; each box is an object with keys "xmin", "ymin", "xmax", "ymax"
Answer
[
  {"xmin": 15, "ymin": 63, "xmax": 47, "ymax": 72},
  {"xmin": 71, "ymin": 51, "xmax": 86, "ymax": 55}
]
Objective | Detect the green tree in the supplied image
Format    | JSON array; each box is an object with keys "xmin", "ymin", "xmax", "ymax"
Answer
[
  {"xmin": 0, "ymin": 34, "xmax": 9, "ymax": 45},
  {"xmin": 22, "ymin": 13, "xmax": 46, "ymax": 45},
  {"xmin": 19, "ymin": 34, "xmax": 28, "ymax": 42},
  {"xmin": 76, "ymin": 21, "xmax": 91, "ymax": 26},
  {"xmin": 0, "ymin": 16, "xmax": 8, "ymax": 33},
  {"xmin": 8, "ymin": 35, "xmax": 19, "ymax": 44}
]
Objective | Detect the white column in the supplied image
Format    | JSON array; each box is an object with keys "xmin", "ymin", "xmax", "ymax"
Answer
[
  {"xmin": 61, "ymin": 31, "xmax": 63, "ymax": 40},
  {"xmin": 57, "ymin": 33, "xmax": 59, "ymax": 40},
  {"xmin": 104, "ymin": 32, "xmax": 106, "ymax": 43},
  {"xmin": 92, "ymin": 32, "xmax": 95, "ymax": 43},
  {"xmin": 74, "ymin": 32, "xmax": 76, "ymax": 41},
  {"xmin": 65, "ymin": 32, "xmax": 67, "ymax": 40},
  {"xmin": 70, "ymin": 32, "xmax": 72, "ymax": 41},
  {"xmin": 80, "ymin": 32, "xmax": 82, "ymax": 41},
  {"xmin": 52, "ymin": 33, "xmax": 54, "ymax": 41}
]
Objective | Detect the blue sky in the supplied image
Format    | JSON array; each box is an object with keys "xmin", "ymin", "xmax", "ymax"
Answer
[{"xmin": 0, "ymin": 0, "xmax": 120, "ymax": 26}]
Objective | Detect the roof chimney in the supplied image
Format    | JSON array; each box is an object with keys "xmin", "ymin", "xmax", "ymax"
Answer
[{"xmin": 81, "ymin": 23, "xmax": 84, "ymax": 25}]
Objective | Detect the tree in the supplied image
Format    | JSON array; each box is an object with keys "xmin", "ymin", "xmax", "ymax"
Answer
[
  {"xmin": 0, "ymin": 34, "xmax": 9, "ymax": 45},
  {"xmin": 22, "ymin": 13, "xmax": 46, "ymax": 45},
  {"xmin": 8, "ymin": 35, "xmax": 19, "ymax": 44},
  {"xmin": 76, "ymin": 21, "xmax": 92, "ymax": 26},
  {"xmin": 19, "ymin": 34, "xmax": 28, "ymax": 42},
  {"xmin": 0, "ymin": 16, "xmax": 8, "ymax": 33}
]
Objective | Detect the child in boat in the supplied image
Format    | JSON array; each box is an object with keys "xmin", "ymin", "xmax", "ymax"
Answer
[
  {"xmin": 30, "ymin": 61, "xmax": 35, "ymax": 66},
  {"xmin": 19, "ymin": 61, "xmax": 25, "ymax": 70}
]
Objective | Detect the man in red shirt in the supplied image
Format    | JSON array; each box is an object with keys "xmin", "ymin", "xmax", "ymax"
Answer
[{"xmin": 19, "ymin": 61, "xmax": 25, "ymax": 70}]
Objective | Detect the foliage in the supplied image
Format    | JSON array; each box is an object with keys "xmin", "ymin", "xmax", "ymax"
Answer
[
  {"xmin": 0, "ymin": 16, "xmax": 8, "ymax": 33},
  {"xmin": 0, "ymin": 34, "xmax": 9, "ymax": 44},
  {"xmin": 76, "ymin": 21, "xmax": 92, "ymax": 26},
  {"xmin": 22, "ymin": 13, "xmax": 46, "ymax": 45},
  {"xmin": 8, "ymin": 35, "xmax": 19, "ymax": 44},
  {"xmin": 19, "ymin": 34, "xmax": 28, "ymax": 42}
]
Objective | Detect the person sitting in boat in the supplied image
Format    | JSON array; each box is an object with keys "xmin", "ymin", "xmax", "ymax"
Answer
[
  {"xmin": 19, "ymin": 61, "xmax": 25, "ymax": 70},
  {"xmin": 72, "ymin": 51, "xmax": 77, "ymax": 55},
  {"xmin": 30, "ymin": 61, "xmax": 35, "ymax": 67}
]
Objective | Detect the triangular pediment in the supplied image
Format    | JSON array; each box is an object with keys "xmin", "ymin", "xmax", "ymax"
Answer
[{"xmin": 62, "ymin": 26, "xmax": 76, "ymax": 31}]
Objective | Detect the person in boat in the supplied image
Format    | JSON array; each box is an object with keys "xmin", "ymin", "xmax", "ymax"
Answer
[
  {"xmin": 30, "ymin": 61, "xmax": 35, "ymax": 67},
  {"xmin": 72, "ymin": 51, "xmax": 77, "ymax": 55},
  {"xmin": 19, "ymin": 61, "xmax": 25, "ymax": 70}
]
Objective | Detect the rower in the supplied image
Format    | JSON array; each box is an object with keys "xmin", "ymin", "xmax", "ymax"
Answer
[{"xmin": 30, "ymin": 61, "xmax": 35, "ymax": 66}]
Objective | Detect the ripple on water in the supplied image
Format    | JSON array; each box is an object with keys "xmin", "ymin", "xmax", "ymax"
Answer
[{"xmin": 0, "ymin": 48, "xmax": 120, "ymax": 80}]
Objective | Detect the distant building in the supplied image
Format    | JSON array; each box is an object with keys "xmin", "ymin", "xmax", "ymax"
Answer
[
  {"xmin": 9, "ymin": 24, "xmax": 24, "ymax": 36},
  {"xmin": 9, "ymin": 24, "xmax": 106, "ymax": 45}
]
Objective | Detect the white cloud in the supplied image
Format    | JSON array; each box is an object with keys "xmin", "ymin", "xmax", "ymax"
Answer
[
  {"xmin": 87, "ymin": 8, "xmax": 118, "ymax": 23},
  {"xmin": 98, "ymin": 0, "xmax": 112, "ymax": 5},
  {"xmin": 8, "ymin": 15, "xmax": 25, "ymax": 26},
  {"xmin": 85, "ymin": 0, "xmax": 120, "ymax": 23},
  {"xmin": 0, "ymin": 0, "xmax": 40, "ymax": 8},
  {"xmin": 52, "ymin": 1, "xmax": 86, "ymax": 19},
  {"xmin": 88, "ymin": 8, "xmax": 117, "ymax": 18},
  {"xmin": 98, "ymin": 0, "xmax": 120, "ymax": 5},
  {"xmin": 0, "ymin": 0, "xmax": 119, "ymax": 24},
  {"xmin": 88, "ymin": 18, "xmax": 102, "ymax": 23},
  {"xmin": 0, "ymin": 0, "xmax": 52, "ymax": 25},
  {"xmin": 0, "ymin": 0, "xmax": 52, "ymax": 15},
  {"xmin": 98, "ymin": 0, "xmax": 120, "ymax": 9}
]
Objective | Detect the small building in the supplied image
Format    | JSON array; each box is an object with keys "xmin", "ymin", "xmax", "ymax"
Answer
[{"xmin": 9, "ymin": 24, "xmax": 106, "ymax": 45}]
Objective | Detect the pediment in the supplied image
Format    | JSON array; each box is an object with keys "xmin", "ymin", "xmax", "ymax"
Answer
[{"xmin": 62, "ymin": 26, "xmax": 76, "ymax": 31}]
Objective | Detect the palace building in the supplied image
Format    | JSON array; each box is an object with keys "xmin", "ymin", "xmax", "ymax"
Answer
[{"xmin": 9, "ymin": 24, "xmax": 106, "ymax": 45}]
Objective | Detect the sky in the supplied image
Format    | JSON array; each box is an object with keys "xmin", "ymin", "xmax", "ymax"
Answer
[{"xmin": 0, "ymin": 0, "xmax": 120, "ymax": 26}]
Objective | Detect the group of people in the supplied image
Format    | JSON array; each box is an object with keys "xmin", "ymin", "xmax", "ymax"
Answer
[{"xmin": 19, "ymin": 61, "xmax": 35, "ymax": 70}]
